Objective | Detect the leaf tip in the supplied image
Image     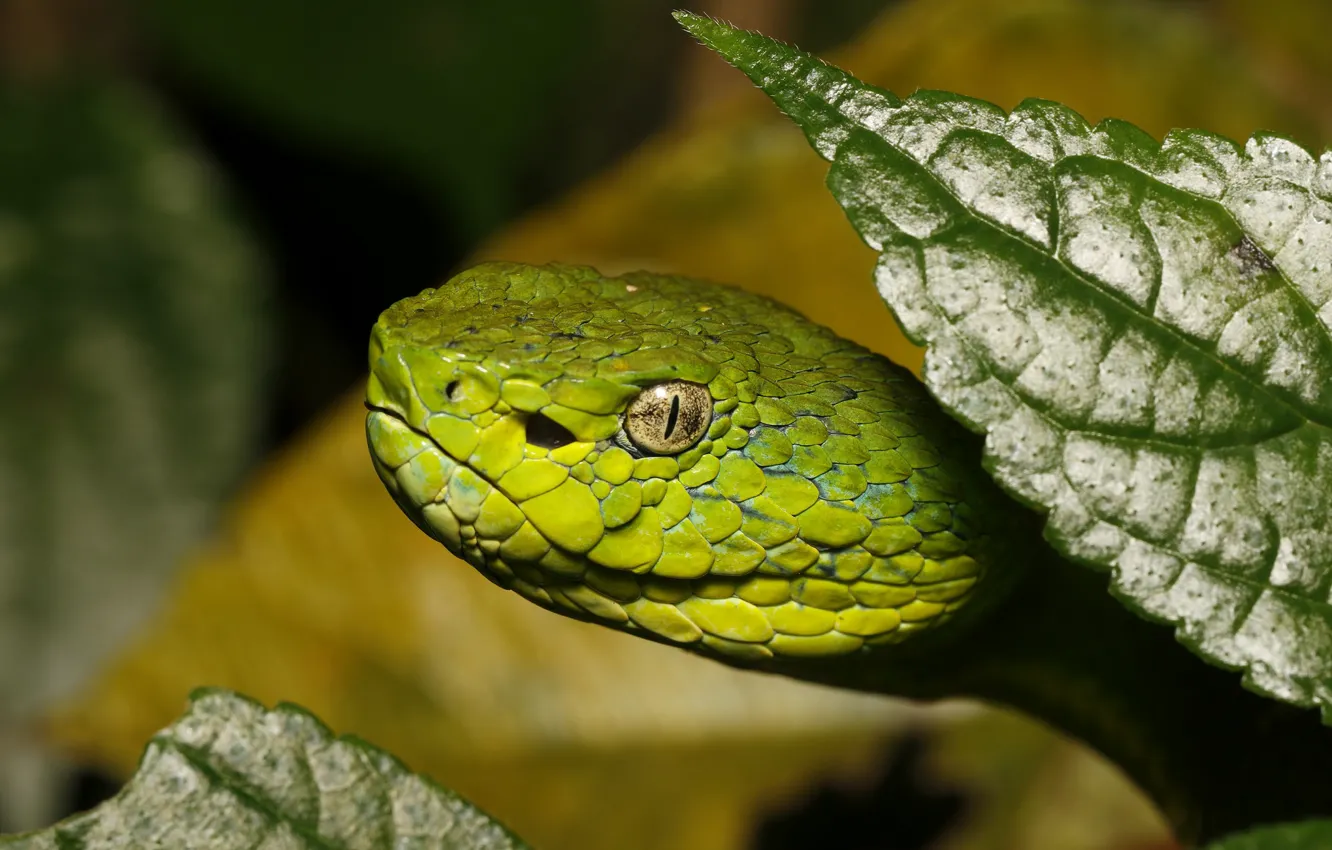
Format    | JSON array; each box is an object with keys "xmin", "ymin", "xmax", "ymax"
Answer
[{"xmin": 671, "ymin": 10, "xmax": 735, "ymax": 48}]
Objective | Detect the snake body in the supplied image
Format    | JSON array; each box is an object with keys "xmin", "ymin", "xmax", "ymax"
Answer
[
  {"xmin": 366, "ymin": 262, "xmax": 1332, "ymax": 843},
  {"xmin": 366, "ymin": 261, "xmax": 1022, "ymax": 666}
]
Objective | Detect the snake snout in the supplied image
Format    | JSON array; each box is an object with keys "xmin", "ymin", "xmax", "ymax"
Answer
[{"xmin": 368, "ymin": 264, "xmax": 1019, "ymax": 671}]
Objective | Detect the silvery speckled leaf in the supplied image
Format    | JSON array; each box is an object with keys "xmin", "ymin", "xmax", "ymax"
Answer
[
  {"xmin": 677, "ymin": 13, "xmax": 1332, "ymax": 717},
  {"xmin": 0, "ymin": 689, "xmax": 529, "ymax": 849},
  {"xmin": 0, "ymin": 82, "xmax": 268, "ymax": 724}
]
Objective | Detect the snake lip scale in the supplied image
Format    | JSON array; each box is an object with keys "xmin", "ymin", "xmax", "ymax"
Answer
[{"xmin": 365, "ymin": 261, "xmax": 1024, "ymax": 668}]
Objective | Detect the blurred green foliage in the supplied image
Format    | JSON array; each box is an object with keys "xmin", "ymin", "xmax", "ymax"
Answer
[
  {"xmin": 0, "ymin": 76, "xmax": 269, "ymax": 829},
  {"xmin": 0, "ymin": 77, "xmax": 269, "ymax": 711},
  {"xmin": 146, "ymin": 0, "xmax": 603, "ymax": 237}
]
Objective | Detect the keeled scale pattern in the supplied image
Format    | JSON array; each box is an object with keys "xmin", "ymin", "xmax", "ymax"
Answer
[
  {"xmin": 682, "ymin": 15, "xmax": 1332, "ymax": 710},
  {"xmin": 366, "ymin": 263, "xmax": 1011, "ymax": 663}
]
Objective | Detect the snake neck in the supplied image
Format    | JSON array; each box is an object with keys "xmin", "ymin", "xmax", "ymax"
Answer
[{"xmin": 784, "ymin": 544, "xmax": 1332, "ymax": 846}]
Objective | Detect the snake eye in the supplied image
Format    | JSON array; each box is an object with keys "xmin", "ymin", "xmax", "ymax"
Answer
[{"xmin": 624, "ymin": 380, "xmax": 713, "ymax": 455}]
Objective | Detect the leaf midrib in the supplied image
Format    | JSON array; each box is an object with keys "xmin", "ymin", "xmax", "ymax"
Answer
[
  {"xmin": 880, "ymin": 121, "xmax": 1332, "ymax": 437},
  {"xmin": 857, "ymin": 128, "xmax": 1332, "ymax": 605}
]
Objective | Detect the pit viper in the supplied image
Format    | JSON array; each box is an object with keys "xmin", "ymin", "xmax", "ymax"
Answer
[{"xmin": 365, "ymin": 261, "xmax": 1332, "ymax": 844}]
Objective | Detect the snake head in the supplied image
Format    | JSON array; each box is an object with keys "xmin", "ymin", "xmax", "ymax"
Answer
[{"xmin": 366, "ymin": 262, "xmax": 1014, "ymax": 666}]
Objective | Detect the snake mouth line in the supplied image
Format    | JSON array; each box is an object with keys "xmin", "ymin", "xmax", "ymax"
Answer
[
  {"xmin": 365, "ymin": 403, "xmax": 769, "ymax": 655},
  {"xmin": 365, "ymin": 402, "xmax": 606, "ymax": 501},
  {"xmin": 366, "ymin": 401, "xmax": 565, "ymax": 477}
]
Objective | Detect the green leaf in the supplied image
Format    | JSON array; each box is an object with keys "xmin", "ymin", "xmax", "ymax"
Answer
[
  {"xmin": 142, "ymin": 0, "xmax": 603, "ymax": 235},
  {"xmin": 1206, "ymin": 820, "xmax": 1332, "ymax": 850},
  {"xmin": 676, "ymin": 13, "xmax": 1332, "ymax": 716},
  {"xmin": 0, "ymin": 82, "xmax": 269, "ymax": 725},
  {"xmin": 0, "ymin": 688, "xmax": 530, "ymax": 849}
]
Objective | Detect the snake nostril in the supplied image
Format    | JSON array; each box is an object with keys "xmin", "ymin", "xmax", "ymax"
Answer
[
  {"xmin": 526, "ymin": 413, "xmax": 577, "ymax": 449},
  {"xmin": 444, "ymin": 380, "xmax": 461, "ymax": 401}
]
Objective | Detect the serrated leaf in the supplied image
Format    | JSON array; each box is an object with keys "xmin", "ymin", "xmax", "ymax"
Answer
[
  {"xmin": 677, "ymin": 13, "xmax": 1332, "ymax": 716},
  {"xmin": 1206, "ymin": 820, "xmax": 1332, "ymax": 850},
  {"xmin": 0, "ymin": 82, "xmax": 268, "ymax": 725},
  {"xmin": 0, "ymin": 689, "xmax": 529, "ymax": 849}
]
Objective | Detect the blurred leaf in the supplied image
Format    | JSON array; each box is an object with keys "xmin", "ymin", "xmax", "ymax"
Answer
[
  {"xmin": 140, "ymin": 0, "xmax": 673, "ymax": 236},
  {"xmin": 48, "ymin": 1, "xmax": 1325, "ymax": 847},
  {"xmin": 1205, "ymin": 820, "xmax": 1332, "ymax": 850},
  {"xmin": 2, "ymin": 689, "xmax": 529, "ymax": 849},
  {"xmin": 1215, "ymin": 0, "xmax": 1332, "ymax": 141},
  {"xmin": 0, "ymin": 81, "xmax": 268, "ymax": 725},
  {"xmin": 929, "ymin": 709, "xmax": 1172, "ymax": 850},
  {"xmin": 683, "ymin": 11, "xmax": 1332, "ymax": 718}
]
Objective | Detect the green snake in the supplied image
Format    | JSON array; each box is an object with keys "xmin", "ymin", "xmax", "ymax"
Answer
[{"xmin": 366, "ymin": 261, "xmax": 1332, "ymax": 844}]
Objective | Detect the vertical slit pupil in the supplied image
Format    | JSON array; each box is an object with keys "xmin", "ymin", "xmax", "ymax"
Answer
[
  {"xmin": 445, "ymin": 380, "xmax": 461, "ymax": 400},
  {"xmin": 664, "ymin": 394, "xmax": 680, "ymax": 439}
]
